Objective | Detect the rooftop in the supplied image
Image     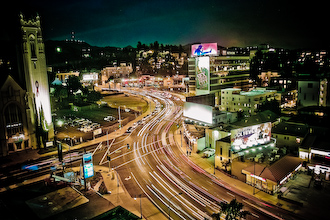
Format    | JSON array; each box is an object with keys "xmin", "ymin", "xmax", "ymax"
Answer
[
  {"xmin": 301, "ymin": 133, "xmax": 330, "ymax": 152},
  {"xmin": 240, "ymin": 88, "xmax": 277, "ymax": 96},
  {"xmin": 243, "ymin": 155, "xmax": 302, "ymax": 183}
]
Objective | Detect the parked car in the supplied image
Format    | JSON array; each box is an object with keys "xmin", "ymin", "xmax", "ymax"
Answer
[
  {"xmin": 104, "ymin": 116, "xmax": 116, "ymax": 121},
  {"xmin": 203, "ymin": 149, "xmax": 215, "ymax": 158}
]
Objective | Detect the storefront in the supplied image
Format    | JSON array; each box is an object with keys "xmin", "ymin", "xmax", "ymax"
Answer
[{"xmin": 242, "ymin": 155, "xmax": 302, "ymax": 194}]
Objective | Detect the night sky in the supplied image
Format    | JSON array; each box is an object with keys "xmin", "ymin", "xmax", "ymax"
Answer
[{"xmin": 2, "ymin": 0, "xmax": 329, "ymax": 49}]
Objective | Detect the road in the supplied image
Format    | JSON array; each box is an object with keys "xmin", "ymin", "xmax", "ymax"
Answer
[
  {"xmin": 0, "ymin": 89, "xmax": 303, "ymax": 220},
  {"xmin": 94, "ymin": 90, "xmax": 302, "ymax": 220}
]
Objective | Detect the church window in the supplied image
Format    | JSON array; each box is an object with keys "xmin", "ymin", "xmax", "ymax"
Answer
[
  {"xmin": 29, "ymin": 35, "xmax": 37, "ymax": 59},
  {"xmin": 4, "ymin": 104, "xmax": 23, "ymax": 136}
]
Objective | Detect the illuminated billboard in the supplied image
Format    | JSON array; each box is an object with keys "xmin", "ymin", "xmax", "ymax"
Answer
[
  {"xmin": 183, "ymin": 102, "xmax": 213, "ymax": 124},
  {"xmin": 196, "ymin": 57, "xmax": 209, "ymax": 92},
  {"xmin": 191, "ymin": 43, "xmax": 218, "ymax": 57},
  {"xmin": 83, "ymin": 73, "xmax": 98, "ymax": 81},
  {"xmin": 83, "ymin": 153, "xmax": 94, "ymax": 179},
  {"xmin": 231, "ymin": 122, "xmax": 271, "ymax": 152}
]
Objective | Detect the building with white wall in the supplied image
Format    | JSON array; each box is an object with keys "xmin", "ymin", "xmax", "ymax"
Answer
[{"xmin": 220, "ymin": 87, "xmax": 280, "ymax": 115}]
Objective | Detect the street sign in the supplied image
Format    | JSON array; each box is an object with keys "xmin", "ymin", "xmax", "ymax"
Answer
[{"xmin": 83, "ymin": 153, "xmax": 94, "ymax": 179}]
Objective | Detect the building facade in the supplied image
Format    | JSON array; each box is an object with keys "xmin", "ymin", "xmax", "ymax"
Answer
[
  {"xmin": 56, "ymin": 71, "xmax": 80, "ymax": 83},
  {"xmin": 101, "ymin": 63, "xmax": 133, "ymax": 84},
  {"xmin": 0, "ymin": 76, "xmax": 33, "ymax": 155},
  {"xmin": 188, "ymin": 55, "xmax": 251, "ymax": 105},
  {"xmin": 20, "ymin": 13, "xmax": 54, "ymax": 146},
  {"xmin": 297, "ymin": 79, "xmax": 329, "ymax": 107},
  {"xmin": 220, "ymin": 88, "xmax": 280, "ymax": 115},
  {"xmin": 0, "ymin": 13, "xmax": 55, "ymax": 156}
]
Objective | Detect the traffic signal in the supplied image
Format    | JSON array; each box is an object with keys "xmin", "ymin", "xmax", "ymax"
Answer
[
  {"xmin": 127, "ymin": 144, "xmax": 130, "ymax": 149},
  {"xmin": 107, "ymin": 155, "xmax": 111, "ymax": 161}
]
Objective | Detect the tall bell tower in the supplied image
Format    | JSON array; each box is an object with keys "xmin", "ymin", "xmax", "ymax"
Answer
[{"xmin": 20, "ymin": 13, "xmax": 54, "ymax": 147}]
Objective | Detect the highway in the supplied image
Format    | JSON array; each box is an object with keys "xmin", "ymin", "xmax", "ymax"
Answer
[{"xmin": 0, "ymin": 89, "xmax": 303, "ymax": 220}]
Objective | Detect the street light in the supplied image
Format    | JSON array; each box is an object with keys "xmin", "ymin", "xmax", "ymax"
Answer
[{"xmin": 168, "ymin": 192, "xmax": 183, "ymax": 220}]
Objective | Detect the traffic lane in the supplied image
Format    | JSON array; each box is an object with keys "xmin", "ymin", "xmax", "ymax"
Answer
[
  {"xmin": 118, "ymin": 130, "xmax": 212, "ymax": 219},
  {"xmin": 163, "ymin": 126, "xmax": 300, "ymax": 220}
]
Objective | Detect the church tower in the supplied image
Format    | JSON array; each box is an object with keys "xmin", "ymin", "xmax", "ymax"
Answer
[{"xmin": 20, "ymin": 13, "xmax": 54, "ymax": 147}]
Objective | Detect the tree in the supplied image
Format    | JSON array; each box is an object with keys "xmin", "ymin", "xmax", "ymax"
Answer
[
  {"xmin": 67, "ymin": 75, "xmax": 82, "ymax": 95},
  {"xmin": 212, "ymin": 199, "xmax": 250, "ymax": 220},
  {"xmin": 86, "ymin": 90, "xmax": 102, "ymax": 102},
  {"xmin": 137, "ymin": 41, "xmax": 142, "ymax": 51},
  {"xmin": 53, "ymin": 86, "xmax": 67, "ymax": 102}
]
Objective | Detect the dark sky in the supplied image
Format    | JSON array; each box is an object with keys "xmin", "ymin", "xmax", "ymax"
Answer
[{"xmin": 2, "ymin": 0, "xmax": 329, "ymax": 49}]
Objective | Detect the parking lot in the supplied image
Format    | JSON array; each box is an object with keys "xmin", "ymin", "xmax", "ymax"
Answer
[{"xmin": 280, "ymin": 171, "xmax": 330, "ymax": 219}]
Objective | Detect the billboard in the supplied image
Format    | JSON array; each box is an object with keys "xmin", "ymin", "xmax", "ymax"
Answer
[
  {"xmin": 231, "ymin": 122, "xmax": 271, "ymax": 152},
  {"xmin": 83, "ymin": 73, "xmax": 98, "ymax": 81},
  {"xmin": 196, "ymin": 57, "xmax": 209, "ymax": 91},
  {"xmin": 183, "ymin": 102, "xmax": 213, "ymax": 124},
  {"xmin": 191, "ymin": 43, "xmax": 218, "ymax": 57},
  {"xmin": 83, "ymin": 153, "xmax": 94, "ymax": 179}
]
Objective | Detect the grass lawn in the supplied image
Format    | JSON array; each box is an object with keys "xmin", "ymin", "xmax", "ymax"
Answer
[
  {"xmin": 56, "ymin": 105, "xmax": 118, "ymax": 125},
  {"xmin": 55, "ymin": 93, "xmax": 148, "ymax": 125},
  {"xmin": 101, "ymin": 94, "xmax": 148, "ymax": 112}
]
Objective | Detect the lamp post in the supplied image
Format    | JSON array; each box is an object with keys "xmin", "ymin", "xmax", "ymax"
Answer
[
  {"xmin": 168, "ymin": 192, "xmax": 183, "ymax": 220},
  {"xmin": 134, "ymin": 194, "xmax": 142, "ymax": 219},
  {"xmin": 214, "ymin": 154, "xmax": 216, "ymax": 175},
  {"xmin": 253, "ymin": 157, "xmax": 256, "ymax": 195}
]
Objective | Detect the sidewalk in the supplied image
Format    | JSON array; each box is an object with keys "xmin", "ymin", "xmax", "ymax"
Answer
[{"xmin": 172, "ymin": 128, "xmax": 301, "ymax": 214}]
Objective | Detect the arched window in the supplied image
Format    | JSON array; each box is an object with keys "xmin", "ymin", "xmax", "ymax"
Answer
[
  {"xmin": 29, "ymin": 34, "xmax": 37, "ymax": 59},
  {"xmin": 4, "ymin": 103, "xmax": 23, "ymax": 136}
]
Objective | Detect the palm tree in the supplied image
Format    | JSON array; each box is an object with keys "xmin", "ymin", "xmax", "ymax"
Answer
[{"xmin": 211, "ymin": 199, "xmax": 251, "ymax": 220}]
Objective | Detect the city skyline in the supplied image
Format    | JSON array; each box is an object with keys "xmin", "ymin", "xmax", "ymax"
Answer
[{"xmin": 2, "ymin": 0, "xmax": 329, "ymax": 49}]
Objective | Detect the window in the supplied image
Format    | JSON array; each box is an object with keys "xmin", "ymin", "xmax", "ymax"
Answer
[
  {"xmin": 4, "ymin": 104, "xmax": 23, "ymax": 136},
  {"xmin": 220, "ymin": 148, "xmax": 222, "ymax": 155},
  {"xmin": 29, "ymin": 34, "xmax": 37, "ymax": 59}
]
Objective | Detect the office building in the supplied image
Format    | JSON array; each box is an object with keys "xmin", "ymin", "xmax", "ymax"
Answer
[{"xmin": 188, "ymin": 54, "xmax": 251, "ymax": 105}]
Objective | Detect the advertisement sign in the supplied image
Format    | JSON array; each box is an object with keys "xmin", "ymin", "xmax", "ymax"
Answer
[
  {"xmin": 231, "ymin": 122, "xmax": 271, "ymax": 152},
  {"xmin": 196, "ymin": 57, "xmax": 210, "ymax": 91},
  {"xmin": 191, "ymin": 43, "xmax": 218, "ymax": 57},
  {"xmin": 183, "ymin": 102, "xmax": 213, "ymax": 124},
  {"xmin": 83, "ymin": 153, "xmax": 94, "ymax": 179},
  {"xmin": 83, "ymin": 73, "xmax": 98, "ymax": 81}
]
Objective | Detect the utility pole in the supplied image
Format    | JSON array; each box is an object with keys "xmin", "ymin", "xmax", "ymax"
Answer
[
  {"xmin": 118, "ymin": 106, "xmax": 122, "ymax": 130},
  {"xmin": 107, "ymin": 155, "xmax": 111, "ymax": 172},
  {"xmin": 253, "ymin": 157, "xmax": 256, "ymax": 195}
]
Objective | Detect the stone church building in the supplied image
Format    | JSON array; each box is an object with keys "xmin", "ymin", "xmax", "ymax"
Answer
[{"xmin": 0, "ymin": 14, "xmax": 54, "ymax": 156}]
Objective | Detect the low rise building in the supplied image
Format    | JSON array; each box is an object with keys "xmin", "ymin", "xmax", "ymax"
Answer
[
  {"xmin": 101, "ymin": 63, "xmax": 133, "ymax": 85},
  {"xmin": 242, "ymin": 155, "xmax": 302, "ymax": 194},
  {"xmin": 271, "ymin": 121, "xmax": 309, "ymax": 154},
  {"xmin": 220, "ymin": 87, "xmax": 280, "ymax": 115},
  {"xmin": 56, "ymin": 71, "xmax": 80, "ymax": 83}
]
